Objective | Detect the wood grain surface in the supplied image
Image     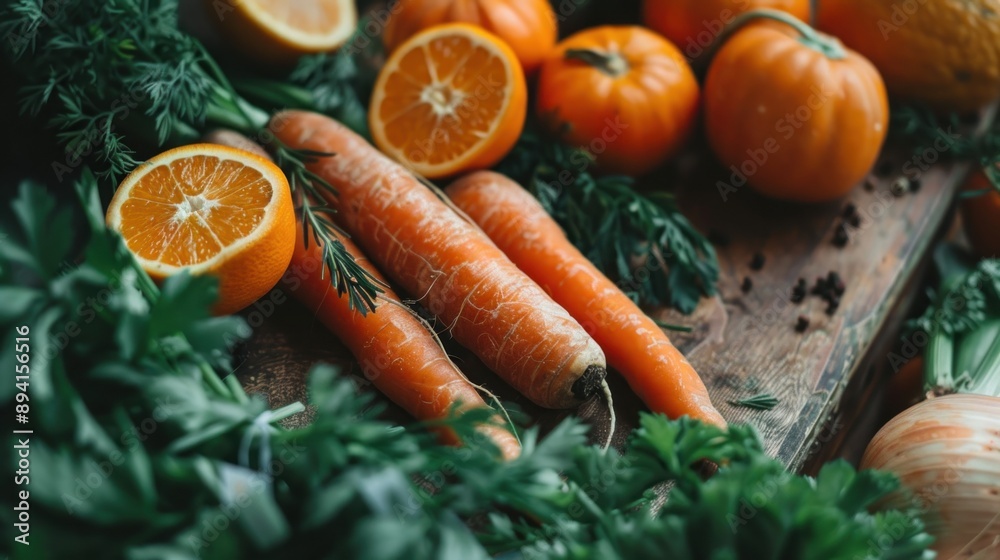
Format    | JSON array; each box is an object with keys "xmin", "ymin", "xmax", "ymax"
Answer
[
  {"xmin": 233, "ymin": 137, "xmax": 974, "ymax": 470},
  {"xmin": 661, "ymin": 148, "xmax": 967, "ymax": 470}
]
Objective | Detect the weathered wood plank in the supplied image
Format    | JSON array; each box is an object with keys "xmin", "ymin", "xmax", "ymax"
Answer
[{"xmin": 661, "ymin": 149, "xmax": 969, "ymax": 469}]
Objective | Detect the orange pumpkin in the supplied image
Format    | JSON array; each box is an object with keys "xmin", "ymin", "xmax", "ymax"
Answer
[
  {"xmin": 961, "ymin": 165, "xmax": 1000, "ymax": 259},
  {"xmin": 817, "ymin": 0, "xmax": 1000, "ymax": 112},
  {"xmin": 642, "ymin": 0, "xmax": 810, "ymax": 59},
  {"xmin": 704, "ymin": 11, "xmax": 889, "ymax": 203},
  {"xmin": 535, "ymin": 26, "xmax": 700, "ymax": 177},
  {"xmin": 381, "ymin": 0, "xmax": 557, "ymax": 73}
]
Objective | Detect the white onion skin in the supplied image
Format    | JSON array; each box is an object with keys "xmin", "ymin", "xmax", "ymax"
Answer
[{"xmin": 861, "ymin": 394, "xmax": 1000, "ymax": 559}]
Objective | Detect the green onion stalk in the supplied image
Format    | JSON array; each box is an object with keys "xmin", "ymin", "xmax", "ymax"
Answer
[{"xmin": 909, "ymin": 245, "xmax": 1000, "ymax": 398}]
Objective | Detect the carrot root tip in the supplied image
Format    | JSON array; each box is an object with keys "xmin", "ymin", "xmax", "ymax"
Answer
[
  {"xmin": 694, "ymin": 459, "xmax": 720, "ymax": 480},
  {"xmin": 572, "ymin": 365, "xmax": 608, "ymax": 401},
  {"xmin": 600, "ymin": 379, "xmax": 616, "ymax": 452}
]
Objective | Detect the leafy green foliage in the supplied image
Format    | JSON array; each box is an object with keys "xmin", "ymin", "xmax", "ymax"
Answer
[
  {"xmin": 0, "ymin": 0, "xmax": 267, "ymax": 181},
  {"xmin": 908, "ymin": 249, "xmax": 1000, "ymax": 337},
  {"xmin": 3, "ymin": 177, "xmax": 930, "ymax": 559},
  {"xmin": 481, "ymin": 417, "xmax": 934, "ymax": 560},
  {"xmin": 496, "ymin": 132, "xmax": 719, "ymax": 313},
  {"xmin": 230, "ymin": 50, "xmax": 370, "ymax": 139},
  {"xmin": 0, "ymin": 0, "xmax": 382, "ymax": 313},
  {"xmin": 890, "ymin": 105, "xmax": 1000, "ymax": 191},
  {"xmin": 906, "ymin": 245, "xmax": 1000, "ymax": 396}
]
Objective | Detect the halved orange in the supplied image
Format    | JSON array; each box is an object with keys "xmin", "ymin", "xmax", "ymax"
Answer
[
  {"xmin": 211, "ymin": 0, "xmax": 357, "ymax": 64},
  {"xmin": 106, "ymin": 144, "xmax": 296, "ymax": 315},
  {"xmin": 369, "ymin": 23, "xmax": 527, "ymax": 179}
]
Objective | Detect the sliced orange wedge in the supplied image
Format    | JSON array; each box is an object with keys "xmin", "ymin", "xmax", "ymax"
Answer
[
  {"xmin": 214, "ymin": 0, "xmax": 357, "ymax": 64},
  {"xmin": 369, "ymin": 23, "xmax": 527, "ymax": 179},
  {"xmin": 106, "ymin": 144, "xmax": 296, "ymax": 315}
]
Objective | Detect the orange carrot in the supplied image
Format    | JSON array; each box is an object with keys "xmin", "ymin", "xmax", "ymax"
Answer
[
  {"xmin": 446, "ymin": 171, "xmax": 727, "ymax": 428},
  {"xmin": 202, "ymin": 129, "xmax": 272, "ymax": 160},
  {"xmin": 270, "ymin": 111, "xmax": 607, "ymax": 409},
  {"xmin": 284, "ymin": 222, "xmax": 521, "ymax": 459},
  {"xmin": 201, "ymin": 128, "xmax": 520, "ymax": 456}
]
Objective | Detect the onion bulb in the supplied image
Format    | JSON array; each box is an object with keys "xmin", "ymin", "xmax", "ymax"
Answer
[{"xmin": 861, "ymin": 394, "xmax": 1000, "ymax": 559}]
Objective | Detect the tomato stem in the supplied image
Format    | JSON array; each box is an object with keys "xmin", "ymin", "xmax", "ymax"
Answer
[{"xmin": 565, "ymin": 48, "xmax": 629, "ymax": 77}]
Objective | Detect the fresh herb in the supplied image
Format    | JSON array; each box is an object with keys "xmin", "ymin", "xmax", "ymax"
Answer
[
  {"xmin": 488, "ymin": 415, "xmax": 934, "ymax": 560},
  {"xmin": 233, "ymin": 49, "xmax": 371, "ymax": 138},
  {"xmin": 653, "ymin": 320, "xmax": 694, "ymax": 333},
  {"xmin": 890, "ymin": 105, "xmax": 1000, "ymax": 191},
  {"xmin": 727, "ymin": 393, "xmax": 780, "ymax": 411},
  {"xmin": 271, "ymin": 141, "xmax": 382, "ymax": 312},
  {"xmin": 496, "ymin": 132, "xmax": 719, "ymax": 313},
  {"xmin": 0, "ymin": 0, "xmax": 380, "ymax": 312},
  {"xmin": 904, "ymin": 244, "xmax": 1000, "ymax": 397},
  {"xmin": 3, "ymin": 176, "xmax": 931, "ymax": 560}
]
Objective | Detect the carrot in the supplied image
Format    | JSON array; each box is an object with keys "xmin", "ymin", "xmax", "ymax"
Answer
[
  {"xmin": 285, "ymin": 221, "xmax": 521, "ymax": 459},
  {"xmin": 270, "ymin": 111, "xmax": 607, "ymax": 409},
  {"xmin": 445, "ymin": 171, "xmax": 727, "ymax": 428},
  {"xmin": 203, "ymin": 128, "xmax": 520, "ymax": 457},
  {"xmin": 202, "ymin": 129, "xmax": 272, "ymax": 160}
]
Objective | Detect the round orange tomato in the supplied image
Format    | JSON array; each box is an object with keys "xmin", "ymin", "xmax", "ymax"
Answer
[
  {"xmin": 642, "ymin": 0, "xmax": 809, "ymax": 59},
  {"xmin": 817, "ymin": 0, "xmax": 1000, "ymax": 112},
  {"xmin": 381, "ymin": 0, "xmax": 557, "ymax": 74},
  {"xmin": 536, "ymin": 26, "xmax": 700, "ymax": 176},
  {"xmin": 704, "ymin": 14, "xmax": 888, "ymax": 203},
  {"xmin": 961, "ymin": 166, "xmax": 1000, "ymax": 259}
]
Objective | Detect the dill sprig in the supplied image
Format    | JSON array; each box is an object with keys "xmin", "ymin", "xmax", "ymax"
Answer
[
  {"xmin": 0, "ymin": 0, "xmax": 380, "ymax": 312},
  {"xmin": 496, "ymin": 132, "xmax": 719, "ymax": 313},
  {"xmin": 727, "ymin": 393, "xmax": 780, "ymax": 411}
]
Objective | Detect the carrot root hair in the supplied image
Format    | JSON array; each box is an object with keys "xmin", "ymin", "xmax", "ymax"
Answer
[
  {"xmin": 415, "ymin": 172, "xmax": 503, "ymax": 249},
  {"xmin": 383, "ymin": 296, "xmax": 521, "ymax": 447},
  {"xmin": 600, "ymin": 379, "xmax": 616, "ymax": 451}
]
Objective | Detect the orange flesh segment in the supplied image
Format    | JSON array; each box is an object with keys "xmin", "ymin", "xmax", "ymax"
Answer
[
  {"xmin": 244, "ymin": 0, "xmax": 344, "ymax": 35},
  {"xmin": 117, "ymin": 155, "xmax": 271, "ymax": 267},
  {"xmin": 377, "ymin": 35, "xmax": 510, "ymax": 166}
]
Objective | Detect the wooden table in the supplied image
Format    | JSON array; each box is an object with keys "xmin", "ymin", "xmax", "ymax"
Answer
[
  {"xmin": 235, "ymin": 135, "xmax": 978, "ymax": 472},
  {"xmin": 662, "ymin": 148, "xmax": 968, "ymax": 472}
]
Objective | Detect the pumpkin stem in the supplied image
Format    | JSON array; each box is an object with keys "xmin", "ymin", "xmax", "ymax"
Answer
[
  {"xmin": 565, "ymin": 48, "xmax": 630, "ymax": 77},
  {"xmin": 737, "ymin": 8, "xmax": 847, "ymax": 59},
  {"xmin": 698, "ymin": 8, "xmax": 847, "ymax": 70}
]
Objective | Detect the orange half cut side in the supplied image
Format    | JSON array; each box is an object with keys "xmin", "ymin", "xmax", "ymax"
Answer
[
  {"xmin": 106, "ymin": 143, "xmax": 296, "ymax": 315},
  {"xmin": 369, "ymin": 23, "xmax": 527, "ymax": 179}
]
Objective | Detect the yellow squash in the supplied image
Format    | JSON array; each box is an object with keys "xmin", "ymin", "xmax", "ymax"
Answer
[{"xmin": 817, "ymin": 0, "xmax": 1000, "ymax": 112}]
